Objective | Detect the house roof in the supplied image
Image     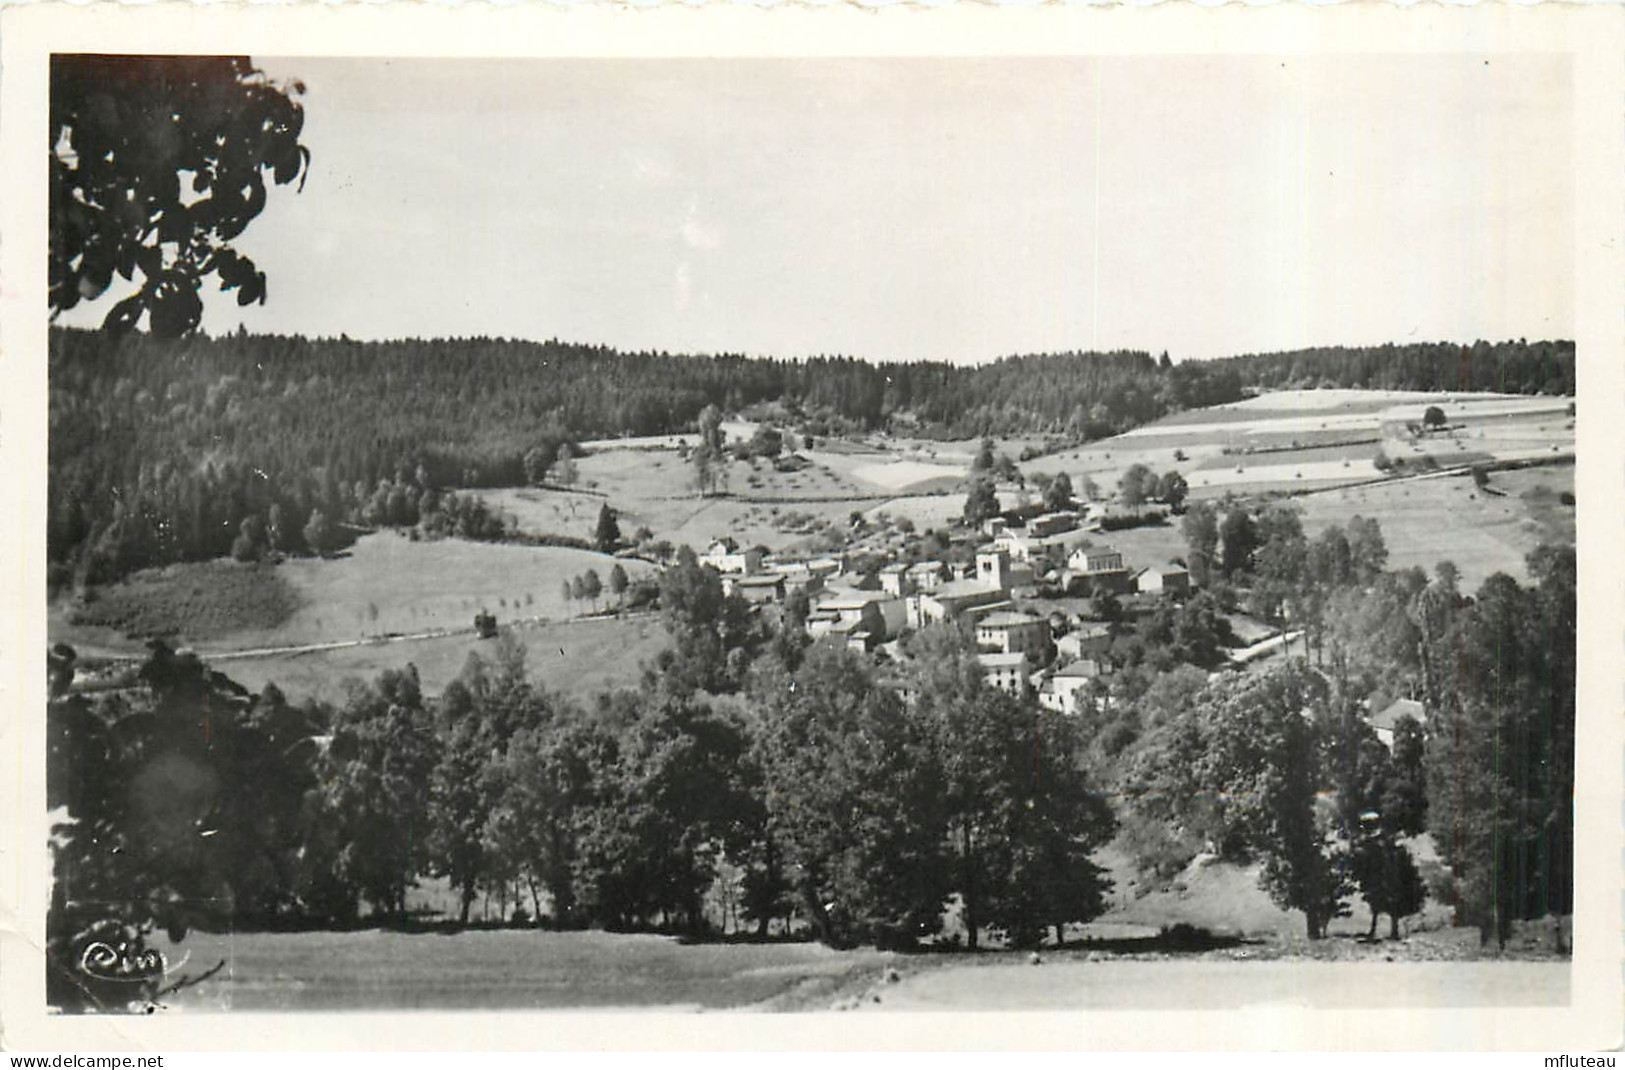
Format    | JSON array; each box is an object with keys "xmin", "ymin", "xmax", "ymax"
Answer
[
  {"xmin": 819, "ymin": 591, "xmax": 891, "ymax": 610},
  {"xmin": 929, "ymin": 578, "xmax": 1003, "ymax": 601},
  {"xmin": 1072, "ymin": 544, "xmax": 1120, "ymax": 557},
  {"xmin": 977, "ymin": 652, "xmax": 1027, "ymax": 669},
  {"xmin": 733, "ymin": 574, "xmax": 786, "ymax": 588},
  {"xmin": 879, "ymin": 562, "xmax": 909, "ymax": 574},
  {"xmin": 977, "ymin": 611, "xmax": 1042, "ymax": 629},
  {"xmin": 1372, "ymin": 698, "xmax": 1424, "ymax": 732},
  {"xmin": 1053, "ymin": 659, "xmax": 1102, "ymax": 680}
]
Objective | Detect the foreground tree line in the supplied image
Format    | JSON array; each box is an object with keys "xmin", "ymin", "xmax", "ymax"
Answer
[
  {"xmin": 47, "ymin": 531, "xmax": 1574, "ymax": 1010},
  {"xmin": 47, "ymin": 548, "xmax": 1114, "ymax": 1010}
]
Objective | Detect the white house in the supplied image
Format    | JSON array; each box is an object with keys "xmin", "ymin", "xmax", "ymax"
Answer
[
  {"xmin": 975, "ymin": 611, "xmax": 1050, "ymax": 658},
  {"xmin": 908, "ymin": 580, "xmax": 1007, "ymax": 628},
  {"xmin": 905, "ymin": 560, "xmax": 947, "ymax": 591},
  {"xmin": 1040, "ymin": 659, "xmax": 1104, "ymax": 715},
  {"xmin": 701, "ymin": 538, "xmax": 763, "ymax": 576},
  {"xmin": 1056, "ymin": 624, "xmax": 1112, "ymax": 661},
  {"xmin": 725, "ymin": 572, "xmax": 787, "ymax": 604},
  {"xmin": 1028, "ymin": 512, "xmax": 1081, "ymax": 538},
  {"xmin": 879, "ymin": 561, "xmax": 911, "ymax": 597},
  {"xmin": 993, "ymin": 529, "xmax": 1038, "ymax": 563},
  {"xmin": 810, "ymin": 590, "xmax": 906, "ymax": 641},
  {"xmin": 1068, "ymin": 544, "xmax": 1124, "ymax": 574},
  {"xmin": 1136, "ymin": 564, "xmax": 1192, "ymax": 596}
]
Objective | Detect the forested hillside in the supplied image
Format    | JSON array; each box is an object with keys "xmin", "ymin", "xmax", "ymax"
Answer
[
  {"xmin": 48, "ymin": 327, "xmax": 1573, "ymax": 585},
  {"xmin": 1203, "ymin": 340, "xmax": 1575, "ymax": 397}
]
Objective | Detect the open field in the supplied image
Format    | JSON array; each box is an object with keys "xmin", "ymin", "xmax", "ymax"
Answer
[
  {"xmin": 485, "ymin": 483, "xmax": 874, "ymax": 557},
  {"xmin": 848, "ymin": 458, "xmax": 967, "ymax": 490},
  {"xmin": 860, "ymin": 494, "xmax": 969, "ymax": 533},
  {"xmin": 494, "ymin": 390, "xmax": 1574, "ymax": 561},
  {"xmin": 201, "ymin": 533, "xmax": 653, "ymax": 654},
  {"xmin": 1155, "ymin": 389, "xmax": 1499, "ymax": 423},
  {"xmin": 1085, "ymin": 521, "xmax": 1190, "ymax": 574},
  {"xmin": 1193, "ymin": 441, "xmax": 1380, "ymax": 470},
  {"xmin": 49, "ymin": 533, "xmax": 663, "ymax": 699},
  {"xmin": 155, "ymin": 928, "xmax": 891, "ymax": 1012},
  {"xmin": 1189, "ymin": 459, "xmax": 1381, "ymax": 493},
  {"xmin": 576, "ymin": 418, "xmax": 759, "ymax": 454},
  {"xmin": 147, "ymin": 913, "xmax": 1567, "ymax": 1014},
  {"xmin": 1124, "ymin": 393, "xmax": 1563, "ymax": 442},
  {"xmin": 487, "ymin": 444, "xmax": 968, "ymax": 555},
  {"xmin": 1014, "ymin": 389, "xmax": 1570, "ymax": 502},
  {"xmin": 212, "ymin": 613, "xmax": 669, "ymax": 706}
]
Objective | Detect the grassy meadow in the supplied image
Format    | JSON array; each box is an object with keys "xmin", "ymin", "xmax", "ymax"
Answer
[
  {"xmin": 1295, "ymin": 463, "xmax": 1574, "ymax": 590},
  {"xmin": 214, "ymin": 613, "xmax": 670, "ymax": 707},
  {"xmin": 51, "ymin": 532, "xmax": 668, "ymax": 704}
]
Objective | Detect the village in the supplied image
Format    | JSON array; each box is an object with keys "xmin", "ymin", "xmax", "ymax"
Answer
[{"xmin": 703, "ymin": 488, "xmax": 1261, "ymax": 717}]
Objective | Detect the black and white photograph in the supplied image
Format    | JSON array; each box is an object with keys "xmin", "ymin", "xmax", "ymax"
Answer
[{"xmin": 2, "ymin": 3, "xmax": 1621, "ymax": 1053}]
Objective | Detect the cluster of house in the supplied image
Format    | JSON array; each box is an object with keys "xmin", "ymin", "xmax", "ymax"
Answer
[{"xmin": 699, "ymin": 503, "xmax": 1194, "ymax": 716}]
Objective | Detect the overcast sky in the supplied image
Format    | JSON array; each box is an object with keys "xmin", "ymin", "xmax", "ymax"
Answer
[{"xmin": 63, "ymin": 54, "xmax": 1574, "ymax": 364}]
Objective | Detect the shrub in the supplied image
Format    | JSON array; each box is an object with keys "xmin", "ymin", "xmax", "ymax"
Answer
[
  {"xmin": 1099, "ymin": 511, "xmax": 1168, "ymax": 532},
  {"xmin": 1158, "ymin": 923, "xmax": 1221, "ymax": 951}
]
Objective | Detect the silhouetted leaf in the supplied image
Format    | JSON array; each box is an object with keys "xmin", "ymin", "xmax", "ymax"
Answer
[{"xmin": 100, "ymin": 293, "xmax": 144, "ymax": 336}]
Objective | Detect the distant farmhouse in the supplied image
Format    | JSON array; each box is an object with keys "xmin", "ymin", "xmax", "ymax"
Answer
[{"xmin": 1135, "ymin": 564, "xmax": 1191, "ymax": 596}]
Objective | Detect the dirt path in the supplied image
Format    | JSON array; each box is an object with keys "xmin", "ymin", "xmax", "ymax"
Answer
[{"xmin": 861, "ymin": 958, "xmax": 1569, "ymax": 1011}]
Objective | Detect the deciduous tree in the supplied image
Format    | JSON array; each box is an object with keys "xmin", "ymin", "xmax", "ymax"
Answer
[
  {"xmin": 1181, "ymin": 501, "xmax": 1219, "ymax": 587},
  {"xmin": 1157, "ymin": 470, "xmax": 1188, "ymax": 512},
  {"xmin": 50, "ymin": 56, "xmax": 310, "ymax": 336},
  {"xmin": 962, "ymin": 477, "xmax": 1000, "ymax": 527},
  {"xmin": 1219, "ymin": 508, "xmax": 1259, "ymax": 579},
  {"xmin": 746, "ymin": 646, "xmax": 949, "ymax": 948},
  {"xmin": 1042, "ymin": 472, "xmax": 1074, "ymax": 512}
]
